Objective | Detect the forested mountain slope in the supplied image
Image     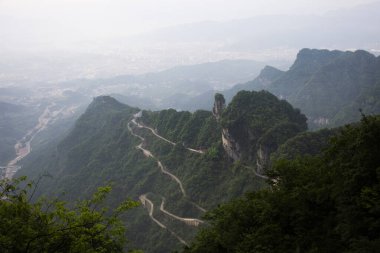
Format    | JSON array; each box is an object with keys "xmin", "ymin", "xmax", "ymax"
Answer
[
  {"xmin": 18, "ymin": 91, "xmax": 307, "ymax": 252},
  {"xmin": 251, "ymin": 49, "xmax": 380, "ymax": 129},
  {"xmin": 185, "ymin": 115, "xmax": 380, "ymax": 253},
  {"xmin": 192, "ymin": 49, "xmax": 380, "ymax": 129},
  {"xmin": 12, "ymin": 48, "xmax": 379, "ymax": 251}
]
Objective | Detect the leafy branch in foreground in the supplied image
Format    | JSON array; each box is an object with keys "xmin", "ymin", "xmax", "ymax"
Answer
[{"xmin": 0, "ymin": 176, "xmax": 140, "ymax": 253}]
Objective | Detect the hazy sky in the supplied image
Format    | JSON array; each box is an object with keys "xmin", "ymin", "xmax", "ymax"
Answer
[{"xmin": 0, "ymin": 0, "xmax": 376, "ymax": 44}]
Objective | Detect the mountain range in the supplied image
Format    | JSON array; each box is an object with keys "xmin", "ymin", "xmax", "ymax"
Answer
[
  {"xmin": 60, "ymin": 59, "xmax": 269, "ymax": 110},
  {"xmin": 186, "ymin": 49, "xmax": 380, "ymax": 129},
  {"xmin": 18, "ymin": 90, "xmax": 311, "ymax": 252},
  {"xmin": 3, "ymin": 48, "xmax": 380, "ymax": 252}
]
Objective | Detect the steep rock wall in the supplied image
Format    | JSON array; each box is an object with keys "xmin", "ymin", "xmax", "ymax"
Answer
[
  {"xmin": 212, "ymin": 93, "xmax": 243, "ymax": 161},
  {"xmin": 256, "ymin": 145, "xmax": 269, "ymax": 174},
  {"xmin": 212, "ymin": 93, "xmax": 225, "ymax": 121},
  {"xmin": 221, "ymin": 128, "xmax": 241, "ymax": 161}
]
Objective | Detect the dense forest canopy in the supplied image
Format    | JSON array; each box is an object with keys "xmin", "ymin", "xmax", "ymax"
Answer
[
  {"xmin": 184, "ymin": 115, "xmax": 380, "ymax": 253},
  {"xmin": 0, "ymin": 177, "xmax": 140, "ymax": 253},
  {"xmin": 4, "ymin": 47, "xmax": 380, "ymax": 252}
]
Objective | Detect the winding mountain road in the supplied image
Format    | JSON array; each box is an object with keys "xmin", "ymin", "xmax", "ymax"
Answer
[
  {"xmin": 139, "ymin": 194, "xmax": 167, "ymax": 229},
  {"xmin": 129, "ymin": 117, "xmax": 207, "ymax": 209},
  {"xmin": 128, "ymin": 114, "xmax": 207, "ymax": 245},
  {"xmin": 157, "ymin": 161, "xmax": 187, "ymax": 197},
  {"xmin": 160, "ymin": 198, "xmax": 204, "ymax": 227},
  {"xmin": 132, "ymin": 119, "xmax": 176, "ymax": 145},
  {"xmin": 253, "ymin": 164, "xmax": 270, "ymax": 180},
  {"xmin": 129, "ymin": 122, "xmax": 187, "ymax": 196},
  {"xmin": 139, "ymin": 194, "xmax": 189, "ymax": 246},
  {"xmin": 131, "ymin": 117, "xmax": 204, "ymax": 154},
  {"xmin": 127, "ymin": 122, "xmax": 144, "ymax": 141}
]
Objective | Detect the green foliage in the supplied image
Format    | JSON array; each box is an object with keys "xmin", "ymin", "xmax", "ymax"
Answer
[
  {"xmin": 19, "ymin": 96, "xmax": 269, "ymax": 252},
  {"xmin": 142, "ymin": 109, "xmax": 220, "ymax": 148},
  {"xmin": 0, "ymin": 176, "xmax": 139, "ymax": 253},
  {"xmin": 221, "ymin": 90, "xmax": 306, "ymax": 130},
  {"xmin": 216, "ymin": 49, "xmax": 380, "ymax": 130},
  {"xmin": 205, "ymin": 146, "xmax": 219, "ymax": 160},
  {"xmin": 258, "ymin": 122, "xmax": 305, "ymax": 154},
  {"xmin": 214, "ymin": 93, "xmax": 225, "ymax": 104},
  {"xmin": 271, "ymin": 128, "xmax": 339, "ymax": 161},
  {"xmin": 220, "ymin": 90, "xmax": 307, "ymax": 160},
  {"xmin": 185, "ymin": 115, "xmax": 380, "ymax": 253},
  {"xmin": 265, "ymin": 49, "xmax": 380, "ymax": 129}
]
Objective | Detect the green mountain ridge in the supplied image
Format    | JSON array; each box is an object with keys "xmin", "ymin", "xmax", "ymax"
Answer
[
  {"xmin": 191, "ymin": 48, "xmax": 380, "ymax": 129},
  {"xmin": 185, "ymin": 114, "xmax": 380, "ymax": 253},
  {"xmin": 9, "ymin": 48, "xmax": 380, "ymax": 252},
  {"xmin": 18, "ymin": 90, "xmax": 309, "ymax": 252}
]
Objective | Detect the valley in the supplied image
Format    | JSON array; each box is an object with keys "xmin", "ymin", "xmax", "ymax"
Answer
[
  {"xmin": 1, "ymin": 1, "xmax": 379, "ymax": 252},
  {"xmin": 1, "ymin": 49, "xmax": 379, "ymax": 253},
  {"xmin": 1, "ymin": 104, "xmax": 55, "ymax": 179},
  {"xmin": 15, "ymin": 91, "xmax": 305, "ymax": 251},
  {"xmin": 1, "ymin": 100, "xmax": 83, "ymax": 179}
]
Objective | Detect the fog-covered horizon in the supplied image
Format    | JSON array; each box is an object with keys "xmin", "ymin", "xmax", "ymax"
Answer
[
  {"xmin": 0, "ymin": 0, "xmax": 377, "ymax": 49},
  {"xmin": 0, "ymin": 0, "xmax": 379, "ymax": 82}
]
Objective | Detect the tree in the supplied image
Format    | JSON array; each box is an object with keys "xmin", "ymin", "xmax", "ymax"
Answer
[
  {"xmin": 0, "ymin": 176, "xmax": 140, "ymax": 253},
  {"xmin": 184, "ymin": 115, "xmax": 380, "ymax": 253}
]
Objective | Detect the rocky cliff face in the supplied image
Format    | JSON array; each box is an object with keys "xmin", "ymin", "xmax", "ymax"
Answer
[
  {"xmin": 256, "ymin": 145, "xmax": 268, "ymax": 174},
  {"xmin": 221, "ymin": 128, "xmax": 241, "ymax": 161},
  {"xmin": 215, "ymin": 90, "xmax": 307, "ymax": 165},
  {"xmin": 212, "ymin": 93, "xmax": 242, "ymax": 161},
  {"xmin": 212, "ymin": 93, "xmax": 225, "ymax": 121}
]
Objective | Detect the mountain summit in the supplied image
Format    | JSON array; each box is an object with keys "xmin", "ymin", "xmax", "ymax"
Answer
[{"xmin": 215, "ymin": 48, "xmax": 380, "ymax": 129}]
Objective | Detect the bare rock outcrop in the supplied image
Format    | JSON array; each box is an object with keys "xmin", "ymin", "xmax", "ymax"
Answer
[
  {"xmin": 212, "ymin": 93, "xmax": 242, "ymax": 161},
  {"xmin": 256, "ymin": 145, "xmax": 269, "ymax": 174},
  {"xmin": 212, "ymin": 93, "xmax": 225, "ymax": 121},
  {"xmin": 221, "ymin": 128, "xmax": 241, "ymax": 161}
]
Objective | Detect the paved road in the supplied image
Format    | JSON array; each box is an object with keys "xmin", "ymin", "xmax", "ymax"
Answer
[
  {"xmin": 160, "ymin": 197, "xmax": 204, "ymax": 226},
  {"xmin": 139, "ymin": 194, "xmax": 189, "ymax": 246},
  {"xmin": 129, "ymin": 115, "xmax": 207, "ymax": 213},
  {"xmin": 157, "ymin": 161, "xmax": 186, "ymax": 197},
  {"xmin": 139, "ymin": 194, "xmax": 167, "ymax": 229},
  {"xmin": 131, "ymin": 118, "xmax": 204, "ymax": 154},
  {"xmin": 129, "ymin": 114, "xmax": 208, "ymax": 245},
  {"xmin": 129, "ymin": 119, "xmax": 187, "ymax": 196}
]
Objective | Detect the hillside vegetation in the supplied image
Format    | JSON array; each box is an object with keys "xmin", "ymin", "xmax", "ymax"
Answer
[
  {"xmin": 244, "ymin": 49, "xmax": 380, "ymax": 129},
  {"xmin": 18, "ymin": 90, "xmax": 309, "ymax": 252},
  {"xmin": 12, "ymin": 47, "xmax": 380, "ymax": 251},
  {"xmin": 221, "ymin": 90, "xmax": 307, "ymax": 161},
  {"xmin": 185, "ymin": 115, "xmax": 380, "ymax": 253},
  {"xmin": 191, "ymin": 49, "xmax": 380, "ymax": 130},
  {"xmin": 0, "ymin": 177, "xmax": 139, "ymax": 253},
  {"xmin": 13, "ymin": 81, "xmax": 379, "ymax": 252}
]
